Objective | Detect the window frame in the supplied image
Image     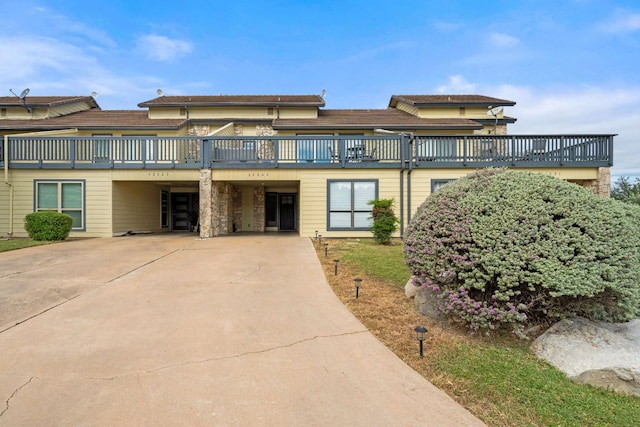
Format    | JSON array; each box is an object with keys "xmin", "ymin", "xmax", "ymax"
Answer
[
  {"xmin": 327, "ymin": 179, "xmax": 378, "ymax": 231},
  {"xmin": 431, "ymin": 179, "xmax": 456, "ymax": 194},
  {"xmin": 33, "ymin": 179, "xmax": 86, "ymax": 231}
]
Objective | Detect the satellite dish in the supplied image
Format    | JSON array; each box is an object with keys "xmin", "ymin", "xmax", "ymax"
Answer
[
  {"xmin": 487, "ymin": 106, "xmax": 503, "ymax": 116},
  {"xmin": 321, "ymin": 89, "xmax": 326, "ymax": 99},
  {"xmin": 157, "ymin": 89, "xmax": 164, "ymax": 96},
  {"xmin": 91, "ymin": 91, "xmax": 98, "ymax": 98},
  {"xmin": 10, "ymin": 88, "xmax": 30, "ymax": 99}
]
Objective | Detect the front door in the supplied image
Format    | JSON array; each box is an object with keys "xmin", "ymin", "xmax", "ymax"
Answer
[
  {"xmin": 172, "ymin": 193, "xmax": 197, "ymax": 231},
  {"xmin": 278, "ymin": 194, "xmax": 296, "ymax": 231}
]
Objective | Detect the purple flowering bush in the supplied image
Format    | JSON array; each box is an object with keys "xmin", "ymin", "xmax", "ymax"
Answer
[{"xmin": 404, "ymin": 168, "xmax": 640, "ymax": 337}]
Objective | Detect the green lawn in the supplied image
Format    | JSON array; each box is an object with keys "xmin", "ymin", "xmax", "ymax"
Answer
[
  {"xmin": 0, "ymin": 239, "xmax": 57, "ymax": 252},
  {"xmin": 335, "ymin": 238, "xmax": 640, "ymax": 427}
]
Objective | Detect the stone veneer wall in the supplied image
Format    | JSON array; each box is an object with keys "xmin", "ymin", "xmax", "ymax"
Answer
[
  {"xmin": 253, "ymin": 186, "xmax": 265, "ymax": 232},
  {"xmin": 571, "ymin": 167, "xmax": 611, "ymax": 198},
  {"xmin": 199, "ymin": 169, "xmax": 213, "ymax": 238},
  {"xmin": 188, "ymin": 124, "xmax": 212, "ymax": 137}
]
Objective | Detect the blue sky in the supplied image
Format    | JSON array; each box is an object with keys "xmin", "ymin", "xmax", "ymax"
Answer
[{"xmin": 1, "ymin": 0, "xmax": 639, "ymax": 178}]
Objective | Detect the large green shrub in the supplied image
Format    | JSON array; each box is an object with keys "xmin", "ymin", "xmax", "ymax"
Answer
[
  {"xmin": 24, "ymin": 211, "xmax": 73, "ymax": 241},
  {"xmin": 404, "ymin": 168, "xmax": 640, "ymax": 336},
  {"xmin": 368, "ymin": 198, "xmax": 399, "ymax": 244}
]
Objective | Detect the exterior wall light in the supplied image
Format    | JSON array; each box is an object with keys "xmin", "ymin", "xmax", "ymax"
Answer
[{"xmin": 414, "ymin": 326, "xmax": 427, "ymax": 358}]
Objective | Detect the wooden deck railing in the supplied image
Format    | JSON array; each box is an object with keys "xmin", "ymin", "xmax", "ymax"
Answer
[{"xmin": 1, "ymin": 134, "xmax": 614, "ymax": 169}]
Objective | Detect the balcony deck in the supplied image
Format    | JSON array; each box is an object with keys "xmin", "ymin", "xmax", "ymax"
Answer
[{"xmin": 1, "ymin": 134, "xmax": 614, "ymax": 170}]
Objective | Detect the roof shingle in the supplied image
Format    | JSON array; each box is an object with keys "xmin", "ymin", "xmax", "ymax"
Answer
[
  {"xmin": 0, "ymin": 110, "xmax": 187, "ymax": 131},
  {"xmin": 273, "ymin": 109, "xmax": 483, "ymax": 130},
  {"xmin": 0, "ymin": 96, "xmax": 100, "ymax": 109},
  {"xmin": 390, "ymin": 94, "xmax": 516, "ymax": 107},
  {"xmin": 138, "ymin": 95, "xmax": 325, "ymax": 108}
]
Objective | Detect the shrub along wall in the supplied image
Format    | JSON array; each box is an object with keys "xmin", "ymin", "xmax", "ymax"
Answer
[{"xmin": 24, "ymin": 211, "xmax": 73, "ymax": 241}]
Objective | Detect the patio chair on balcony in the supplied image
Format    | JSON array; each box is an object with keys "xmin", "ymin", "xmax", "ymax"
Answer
[
  {"xmin": 361, "ymin": 146, "xmax": 378, "ymax": 162},
  {"xmin": 521, "ymin": 138, "xmax": 547, "ymax": 161}
]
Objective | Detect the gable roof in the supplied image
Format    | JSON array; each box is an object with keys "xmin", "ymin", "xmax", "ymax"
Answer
[
  {"xmin": 0, "ymin": 96, "xmax": 100, "ymax": 109},
  {"xmin": 0, "ymin": 110, "xmax": 187, "ymax": 131},
  {"xmin": 273, "ymin": 109, "xmax": 483, "ymax": 130},
  {"xmin": 389, "ymin": 94, "xmax": 516, "ymax": 108},
  {"xmin": 138, "ymin": 95, "xmax": 325, "ymax": 108}
]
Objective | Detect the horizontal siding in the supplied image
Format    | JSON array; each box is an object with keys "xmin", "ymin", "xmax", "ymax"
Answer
[
  {"xmin": 4, "ymin": 169, "xmax": 113, "ymax": 238},
  {"xmin": 112, "ymin": 182, "xmax": 168, "ymax": 234},
  {"xmin": 0, "ymin": 184, "xmax": 8, "ymax": 235}
]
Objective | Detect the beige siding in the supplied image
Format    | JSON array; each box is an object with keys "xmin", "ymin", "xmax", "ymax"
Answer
[
  {"xmin": 112, "ymin": 181, "xmax": 167, "ymax": 234},
  {"xmin": 394, "ymin": 101, "xmax": 420, "ymax": 117},
  {"xmin": 149, "ymin": 106, "xmax": 318, "ymax": 120},
  {"xmin": 4, "ymin": 169, "xmax": 113, "ymax": 238},
  {"xmin": 297, "ymin": 169, "xmax": 400, "ymax": 238},
  {"xmin": 0, "ymin": 183, "xmax": 9, "ymax": 235}
]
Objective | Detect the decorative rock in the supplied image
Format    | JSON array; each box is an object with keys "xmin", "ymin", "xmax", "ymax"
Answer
[
  {"xmin": 531, "ymin": 317, "xmax": 640, "ymax": 397},
  {"xmin": 404, "ymin": 278, "xmax": 418, "ymax": 298},
  {"xmin": 414, "ymin": 286, "xmax": 447, "ymax": 321}
]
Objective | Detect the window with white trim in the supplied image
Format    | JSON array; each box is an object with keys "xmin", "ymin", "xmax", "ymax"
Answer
[
  {"xmin": 327, "ymin": 180, "xmax": 377, "ymax": 230},
  {"xmin": 34, "ymin": 180, "xmax": 85, "ymax": 230}
]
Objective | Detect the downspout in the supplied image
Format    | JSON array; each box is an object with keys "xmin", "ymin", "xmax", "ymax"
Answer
[
  {"xmin": 406, "ymin": 133, "xmax": 414, "ymax": 232},
  {"xmin": 3, "ymin": 134, "xmax": 13, "ymax": 236},
  {"xmin": 3, "ymin": 129, "xmax": 78, "ymax": 236}
]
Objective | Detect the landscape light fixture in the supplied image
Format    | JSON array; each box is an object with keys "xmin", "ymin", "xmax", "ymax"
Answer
[
  {"xmin": 317, "ymin": 234, "xmax": 322, "ymax": 246},
  {"xmin": 333, "ymin": 259, "xmax": 339, "ymax": 275},
  {"xmin": 324, "ymin": 243, "xmax": 328, "ymax": 257},
  {"xmin": 354, "ymin": 278, "xmax": 362, "ymax": 299},
  {"xmin": 414, "ymin": 326, "xmax": 427, "ymax": 358},
  {"xmin": 315, "ymin": 230, "xmax": 318, "ymax": 240}
]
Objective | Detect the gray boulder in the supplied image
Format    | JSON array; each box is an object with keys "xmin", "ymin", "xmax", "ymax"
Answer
[
  {"xmin": 414, "ymin": 286, "xmax": 447, "ymax": 321},
  {"xmin": 531, "ymin": 317, "xmax": 640, "ymax": 397}
]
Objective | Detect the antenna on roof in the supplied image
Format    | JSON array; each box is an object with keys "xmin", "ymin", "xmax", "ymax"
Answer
[
  {"xmin": 157, "ymin": 89, "xmax": 164, "ymax": 96},
  {"xmin": 9, "ymin": 88, "xmax": 31, "ymax": 113}
]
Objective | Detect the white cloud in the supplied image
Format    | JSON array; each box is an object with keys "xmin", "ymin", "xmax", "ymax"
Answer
[
  {"xmin": 436, "ymin": 75, "xmax": 476, "ymax": 93},
  {"xmin": 598, "ymin": 10, "xmax": 640, "ymax": 33},
  {"xmin": 135, "ymin": 34, "xmax": 193, "ymax": 62},
  {"xmin": 491, "ymin": 84, "xmax": 640, "ymax": 176},
  {"xmin": 0, "ymin": 36, "xmax": 96, "ymax": 80},
  {"xmin": 489, "ymin": 32, "xmax": 520, "ymax": 48}
]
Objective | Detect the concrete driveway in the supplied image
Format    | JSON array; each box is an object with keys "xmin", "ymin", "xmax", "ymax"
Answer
[{"xmin": 0, "ymin": 234, "xmax": 483, "ymax": 426}]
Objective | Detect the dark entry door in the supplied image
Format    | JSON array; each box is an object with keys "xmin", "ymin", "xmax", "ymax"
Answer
[
  {"xmin": 172, "ymin": 194, "xmax": 195, "ymax": 231},
  {"xmin": 278, "ymin": 194, "xmax": 296, "ymax": 231}
]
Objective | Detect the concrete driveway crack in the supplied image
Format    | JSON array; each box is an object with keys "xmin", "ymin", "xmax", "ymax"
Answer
[
  {"xmin": 87, "ymin": 329, "xmax": 368, "ymax": 381},
  {"xmin": 0, "ymin": 295, "xmax": 81, "ymax": 335},
  {"xmin": 107, "ymin": 249, "xmax": 181, "ymax": 283},
  {"xmin": 1, "ymin": 377, "xmax": 36, "ymax": 417}
]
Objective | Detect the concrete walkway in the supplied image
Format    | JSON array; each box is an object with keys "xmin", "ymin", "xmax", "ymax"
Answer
[{"xmin": 0, "ymin": 234, "xmax": 484, "ymax": 426}]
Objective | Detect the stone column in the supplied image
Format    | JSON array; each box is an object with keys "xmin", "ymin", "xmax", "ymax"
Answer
[
  {"xmin": 597, "ymin": 167, "xmax": 611, "ymax": 197},
  {"xmin": 199, "ymin": 169, "xmax": 213, "ymax": 238},
  {"xmin": 253, "ymin": 186, "xmax": 265, "ymax": 232}
]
